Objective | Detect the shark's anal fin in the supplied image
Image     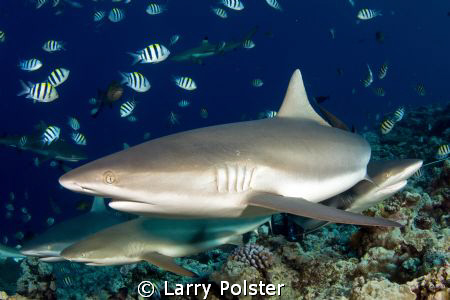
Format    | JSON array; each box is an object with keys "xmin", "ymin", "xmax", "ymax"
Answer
[
  {"xmin": 248, "ymin": 193, "xmax": 401, "ymax": 227},
  {"xmin": 142, "ymin": 253, "xmax": 197, "ymax": 277},
  {"xmin": 277, "ymin": 69, "xmax": 330, "ymax": 126}
]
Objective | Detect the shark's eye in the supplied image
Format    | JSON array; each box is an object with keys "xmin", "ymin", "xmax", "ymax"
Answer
[{"xmin": 103, "ymin": 171, "xmax": 116, "ymax": 184}]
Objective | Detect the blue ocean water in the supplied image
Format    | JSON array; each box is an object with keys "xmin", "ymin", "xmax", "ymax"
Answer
[{"xmin": 0, "ymin": 0, "xmax": 448, "ymax": 293}]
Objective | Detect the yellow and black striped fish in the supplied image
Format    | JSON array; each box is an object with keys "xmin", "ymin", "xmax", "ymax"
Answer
[
  {"xmin": 48, "ymin": 68, "xmax": 70, "ymax": 87},
  {"xmin": 378, "ymin": 62, "xmax": 388, "ymax": 79},
  {"xmin": 42, "ymin": 40, "xmax": 65, "ymax": 52},
  {"xmin": 380, "ymin": 119, "xmax": 395, "ymax": 134},
  {"xmin": 119, "ymin": 72, "xmax": 150, "ymax": 92},
  {"xmin": 212, "ymin": 7, "xmax": 227, "ymax": 18},
  {"xmin": 373, "ymin": 87, "xmax": 385, "ymax": 97},
  {"xmin": 62, "ymin": 276, "xmax": 73, "ymax": 287},
  {"xmin": 362, "ymin": 64, "xmax": 373, "ymax": 87},
  {"xmin": 93, "ymin": 11, "xmax": 106, "ymax": 22},
  {"xmin": 120, "ymin": 100, "xmax": 137, "ymax": 117},
  {"xmin": 357, "ymin": 9, "xmax": 382, "ymax": 20},
  {"xmin": 436, "ymin": 144, "xmax": 449, "ymax": 159},
  {"xmin": 18, "ymin": 81, "xmax": 59, "ymax": 103},
  {"xmin": 221, "ymin": 0, "xmax": 244, "ymax": 10},
  {"xmin": 42, "ymin": 126, "xmax": 60, "ymax": 145},
  {"xmin": 146, "ymin": 3, "xmax": 166, "ymax": 15},
  {"xmin": 415, "ymin": 83, "xmax": 426, "ymax": 96},
  {"xmin": 174, "ymin": 76, "xmax": 197, "ymax": 90},
  {"xmin": 392, "ymin": 107, "xmax": 405, "ymax": 122},
  {"xmin": 129, "ymin": 44, "xmax": 170, "ymax": 65},
  {"xmin": 108, "ymin": 8, "xmax": 125, "ymax": 22},
  {"xmin": 71, "ymin": 132, "xmax": 87, "ymax": 146}
]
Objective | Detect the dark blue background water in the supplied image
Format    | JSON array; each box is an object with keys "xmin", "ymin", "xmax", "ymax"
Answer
[{"xmin": 0, "ymin": 0, "xmax": 448, "ymax": 246}]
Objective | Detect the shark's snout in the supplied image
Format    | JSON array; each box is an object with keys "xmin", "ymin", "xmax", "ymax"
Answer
[
  {"xmin": 59, "ymin": 173, "xmax": 84, "ymax": 192},
  {"xmin": 59, "ymin": 171, "xmax": 98, "ymax": 194}
]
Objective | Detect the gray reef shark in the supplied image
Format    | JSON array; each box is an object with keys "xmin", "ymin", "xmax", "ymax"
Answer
[
  {"xmin": 170, "ymin": 27, "xmax": 258, "ymax": 64},
  {"xmin": 61, "ymin": 215, "xmax": 270, "ymax": 277},
  {"xmin": 59, "ymin": 69, "xmax": 401, "ymax": 228},
  {"xmin": 0, "ymin": 134, "xmax": 87, "ymax": 163},
  {"xmin": 290, "ymin": 158, "xmax": 423, "ymax": 233},
  {"xmin": 21, "ymin": 197, "xmax": 132, "ymax": 261},
  {"xmin": 0, "ymin": 245, "xmax": 25, "ymax": 259}
]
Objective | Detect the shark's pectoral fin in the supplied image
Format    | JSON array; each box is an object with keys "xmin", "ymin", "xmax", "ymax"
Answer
[
  {"xmin": 247, "ymin": 193, "xmax": 401, "ymax": 227},
  {"xmin": 142, "ymin": 252, "xmax": 197, "ymax": 277}
]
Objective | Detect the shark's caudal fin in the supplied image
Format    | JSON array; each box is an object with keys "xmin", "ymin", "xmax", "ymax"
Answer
[
  {"xmin": 277, "ymin": 70, "xmax": 331, "ymax": 126},
  {"xmin": 142, "ymin": 252, "xmax": 197, "ymax": 277},
  {"xmin": 248, "ymin": 193, "xmax": 401, "ymax": 227},
  {"xmin": 90, "ymin": 196, "xmax": 106, "ymax": 212}
]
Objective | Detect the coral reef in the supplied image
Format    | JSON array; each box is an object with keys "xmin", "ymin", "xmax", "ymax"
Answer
[
  {"xmin": 16, "ymin": 258, "xmax": 56, "ymax": 300},
  {"xmin": 408, "ymin": 266, "xmax": 449, "ymax": 300},
  {"xmin": 229, "ymin": 244, "xmax": 274, "ymax": 270}
]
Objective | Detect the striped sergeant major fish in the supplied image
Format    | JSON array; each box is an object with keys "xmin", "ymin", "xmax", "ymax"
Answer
[
  {"xmin": 71, "ymin": 132, "xmax": 87, "ymax": 146},
  {"xmin": 18, "ymin": 81, "xmax": 59, "ymax": 103},
  {"xmin": 119, "ymin": 72, "xmax": 151, "ymax": 92},
  {"xmin": 146, "ymin": 3, "xmax": 166, "ymax": 15},
  {"xmin": 415, "ymin": 83, "xmax": 426, "ymax": 96},
  {"xmin": 47, "ymin": 68, "xmax": 70, "ymax": 87},
  {"xmin": 108, "ymin": 8, "xmax": 125, "ymax": 22},
  {"xmin": 178, "ymin": 100, "xmax": 190, "ymax": 108},
  {"xmin": 392, "ymin": 107, "xmax": 405, "ymax": 123},
  {"xmin": 265, "ymin": 0, "xmax": 282, "ymax": 11},
  {"xmin": 36, "ymin": 0, "xmax": 47, "ymax": 9},
  {"xmin": 357, "ymin": 9, "xmax": 382, "ymax": 20},
  {"xmin": 373, "ymin": 87, "xmax": 385, "ymax": 97},
  {"xmin": 173, "ymin": 76, "xmax": 197, "ymax": 91},
  {"xmin": 380, "ymin": 119, "xmax": 395, "ymax": 135},
  {"xmin": 42, "ymin": 126, "xmax": 61, "ymax": 146},
  {"xmin": 128, "ymin": 44, "xmax": 170, "ymax": 65},
  {"xmin": 0, "ymin": 30, "xmax": 5, "ymax": 42},
  {"xmin": 361, "ymin": 64, "xmax": 373, "ymax": 87},
  {"xmin": 42, "ymin": 40, "xmax": 65, "ymax": 52},
  {"xmin": 211, "ymin": 7, "xmax": 227, "ymax": 18},
  {"xmin": 378, "ymin": 62, "xmax": 388, "ymax": 79},
  {"xmin": 120, "ymin": 100, "xmax": 137, "ymax": 118},
  {"xmin": 436, "ymin": 144, "xmax": 449, "ymax": 160},
  {"xmin": 93, "ymin": 11, "xmax": 106, "ymax": 22},
  {"xmin": 242, "ymin": 39, "xmax": 255, "ymax": 49},
  {"xmin": 252, "ymin": 79, "xmax": 263, "ymax": 87},
  {"xmin": 221, "ymin": 0, "xmax": 244, "ymax": 10},
  {"xmin": 18, "ymin": 59, "xmax": 42, "ymax": 71}
]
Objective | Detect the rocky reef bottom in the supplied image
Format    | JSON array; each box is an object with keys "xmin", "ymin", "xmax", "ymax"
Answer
[{"xmin": 0, "ymin": 103, "xmax": 449, "ymax": 299}]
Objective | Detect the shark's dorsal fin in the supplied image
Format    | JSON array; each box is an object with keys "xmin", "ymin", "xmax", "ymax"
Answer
[
  {"xmin": 90, "ymin": 196, "xmax": 106, "ymax": 212},
  {"xmin": 277, "ymin": 69, "xmax": 330, "ymax": 126}
]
